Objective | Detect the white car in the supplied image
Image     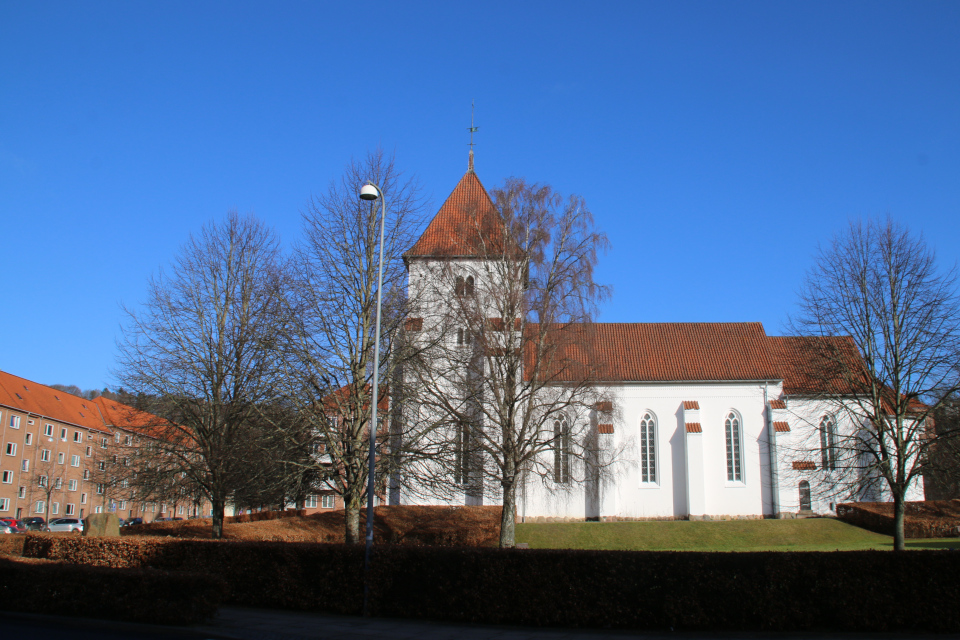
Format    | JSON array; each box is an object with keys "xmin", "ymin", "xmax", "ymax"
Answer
[{"xmin": 44, "ymin": 518, "xmax": 84, "ymax": 533}]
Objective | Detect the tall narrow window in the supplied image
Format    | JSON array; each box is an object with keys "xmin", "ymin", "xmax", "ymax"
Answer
[
  {"xmin": 553, "ymin": 417, "xmax": 571, "ymax": 484},
  {"xmin": 454, "ymin": 422, "xmax": 470, "ymax": 484},
  {"xmin": 454, "ymin": 276, "xmax": 465, "ymax": 296},
  {"xmin": 819, "ymin": 415, "xmax": 837, "ymax": 471},
  {"xmin": 639, "ymin": 412, "xmax": 657, "ymax": 483},
  {"xmin": 465, "ymin": 275, "xmax": 475, "ymax": 296},
  {"xmin": 725, "ymin": 411, "xmax": 743, "ymax": 482}
]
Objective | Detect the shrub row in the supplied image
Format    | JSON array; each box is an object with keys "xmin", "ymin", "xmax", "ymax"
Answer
[
  {"xmin": 0, "ymin": 556, "xmax": 223, "ymax": 625},
  {"xmin": 15, "ymin": 534, "xmax": 960, "ymax": 631},
  {"xmin": 0, "ymin": 534, "xmax": 25, "ymax": 556},
  {"xmin": 837, "ymin": 501, "xmax": 960, "ymax": 538},
  {"xmin": 225, "ymin": 509, "xmax": 307, "ymax": 524}
]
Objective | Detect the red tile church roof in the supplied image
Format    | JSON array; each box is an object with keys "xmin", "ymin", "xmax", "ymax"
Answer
[{"xmin": 405, "ymin": 171, "xmax": 504, "ymax": 259}]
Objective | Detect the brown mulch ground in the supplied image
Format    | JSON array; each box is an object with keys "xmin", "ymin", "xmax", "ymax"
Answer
[
  {"xmin": 838, "ymin": 499, "xmax": 960, "ymax": 537},
  {"xmin": 121, "ymin": 505, "xmax": 502, "ymax": 546}
]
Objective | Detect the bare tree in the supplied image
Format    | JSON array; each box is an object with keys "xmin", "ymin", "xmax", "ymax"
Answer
[
  {"xmin": 406, "ymin": 177, "xmax": 612, "ymax": 548},
  {"xmin": 117, "ymin": 212, "xmax": 287, "ymax": 538},
  {"xmin": 29, "ymin": 457, "xmax": 69, "ymax": 527},
  {"xmin": 788, "ymin": 217, "xmax": 960, "ymax": 550},
  {"xmin": 277, "ymin": 150, "xmax": 433, "ymax": 544}
]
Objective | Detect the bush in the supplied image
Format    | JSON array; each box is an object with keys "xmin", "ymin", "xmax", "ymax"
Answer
[
  {"xmin": 0, "ymin": 556, "xmax": 223, "ymax": 624},
  {"xmin": 0, "ymin": 535, "xmax": 26, "ymax": 556},
  {"xmin": 13, "ymin": 533, "xmax": 960, "ymax": 631}
]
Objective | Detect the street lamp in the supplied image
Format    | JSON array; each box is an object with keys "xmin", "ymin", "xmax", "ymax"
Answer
[{"xmin": 359, "ymin": 181, "xmax": 384, "ymax": 615}]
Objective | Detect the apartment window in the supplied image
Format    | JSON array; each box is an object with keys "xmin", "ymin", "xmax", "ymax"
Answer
[
  {"xmin": 820, "ymin": 415, "xmax": 838, "ymax": 471},
  {"xmin": 86, "ymin": 446, "xmax": 92, "ymax": 457},
  {"xmin": 101, "ymin": 437, "xmax": 108, "ymax": 448},
  {"xmin": 121, "ymin": 501, "xmax": 128, "ymax": 511},
  {"xmin": 9, "ymin": 415, "xmax": 20, "ymax": 429},
  {"xmin": 38, "ymin": 475, "xmax": 48, "ymax": 487},
  {"xmin": 35, "ymin": 501, "xmax": 45, "ymax": 514},
  {"xmin": 18, "ymin": 486, "xmax": 26, "ymax": 499},
  {"xmin": 24, "ymin": 433, "xmax": 32, "ymax": 446},
  {"xmin": 68, "ymin": 479, "xmax": 77, "ymax": 491},
  {"xmin": 639, "ymin": 411, "xmax": 658, "ymax": 484},
  {"xmin": 125, "ymin": 435, "xmax": 132, "ymax": 446},
  {"xmin": 65, "ymin": 503, "xmax": 75, "ymax": 516},
  {"xmin": 21, "ymin": 459, "xmax": 28, "ymax": 472},
  {"xmin": 73, "ymin": 431, "xmax": 82, "ymax": 443},
  {"xmin": 305, "ymin": 495, "xmax": 318, "ymax": 508},
  {"xmin": 108, "ymin": 502, "xmax": 116, "ymax": 512},
  {"xmin": 321, "ymin": 495, "xmax": 335, "ymax": 509},
  {"xmin": 71, "ymin": 455, "xmax": 80, "ymax": 467},
  {"xmin": 60, "ymin": 427, "xmax": 67, "ymax": 441},
  {"xmin": 96, "ymin": 484, "xmax": 104, "ymax": 495},
  {"xmin": 44, "ymin": 424, "xmax": 53, "ymax": 436},
  {"xmin": 176, "ymin": 505, "xmax": 183, "ymax": 514},
  {"xmin": 121, "ymin": 479, "xmax": 129, "ymax": 488},
  {"xmin": 725, "ymin": 411, "xmax": 743, "ymax": 482},
  {"xmin": 52, "ymin": 502, "xmax": 60, "ymax": 515},
  {"xmin": 1, "ymin": 471, "xmax": 12, "ymax": 484},
  {"xmin": 456, "ymin": 327, "xmax": 473, "ymax": 346},
  {"xmin": 40, "ymin": 449, "xmax": 50, "ymax": 462},
  {"xmin": 0, "ymin": 498, "xmax": 9, "ymax": 512},
  {"xmin": 57, "ymin": 452, "xmax": 65, "ymax": 464},
  {"xmin": 54, "ymin": 478, "xmax": 62, "ymax": 490},
  {"xmin": 5, "ymin": 442, "xmax": 16, "ymax": 456},
  {"xmin": 83, "ymin": 469, "xmax": 90, "ymax": 480},
  {"xmin": 115, "ymin": 433, "xmax": 121, "ymax": 444},
  {"xmin": 98, "ymin": 461, "xmax": 105, "ymax": 471},
  {"xmin": 93, "ymin": 506, "xmax": 101, "ymax": 514},
  {"xmin": 80, "ymin": 493, "xmax": 87, "ymax": 504},
  {"xmin": 553, "ymin": 416, "xmax": 571, "ymax": 484},
  {"xmin": 123, "ymin": 457, "xmax": 129, "ymax": 467}
]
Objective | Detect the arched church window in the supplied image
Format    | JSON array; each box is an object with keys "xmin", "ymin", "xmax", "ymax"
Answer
[
  {"xmin": 725, "ymin": 410, "xmax": 743, "ymax": 482},
  {"xmin": 465, "ymin": 275, "xmax": 475, "ymax": 296},
  {"xmin": 455, "ymin": 421, "xmax": 470, "ymax": 485},
  {"xmin": 553, "ymin": 416, "xmax": 571, "ymax": 484},
  {"xmin": 454, "ymin": 276, "xmax": 465, "ymax": 296},
  {"xmin": 639, "ymin": 412, "xmax": 657, "ymax": 483},
  {"xmin": 456, "ymin": 328, "xmax": 472, "ymax": 346},
  {"xmin": 819, "ymin": 414, "xmax": 837, "ymax": 471},
  {"xmin": 799, "ymin": 480, "xmax": 812, "ymax": 511}
]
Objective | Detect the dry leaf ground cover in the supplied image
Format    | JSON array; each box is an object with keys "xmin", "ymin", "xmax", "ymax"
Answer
[{"xmin": 122, "ymin": 505, "xmax": 503, "ymax": 546}]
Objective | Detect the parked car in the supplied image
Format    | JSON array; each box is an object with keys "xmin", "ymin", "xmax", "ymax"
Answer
[
  {"xmin": 22, "ymin": 517, "xmax": 45, "ymax": 531},
  {"xmin": 0, "ymin": 519, "xmax": 27, "ymax": 533},
  {"xmin": 0, "ymin": 522, "xmax": 14, "ymax": 534},
  {"xmin": 44, "ymin": 518, "xmax": 84, "ymax": 533},
  {"xmin": 124, "ymin": 517, "xmax": 143, "ymax": 526}
]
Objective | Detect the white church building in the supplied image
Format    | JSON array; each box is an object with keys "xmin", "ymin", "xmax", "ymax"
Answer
[{"xmin": 392, "ymin": 162, "xmax": 924, "ymax": 521}]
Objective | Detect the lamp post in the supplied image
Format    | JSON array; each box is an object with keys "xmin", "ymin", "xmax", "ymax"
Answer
[{"xmin": 359, "ymin": 181, "xmax": 385, "ymax": 615}]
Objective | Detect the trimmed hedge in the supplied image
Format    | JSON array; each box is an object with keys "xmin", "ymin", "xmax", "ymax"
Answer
[
  {"xmin": 0, "ymin": 556, "xmax": 223, "ymax": 624},
  {"xmin": 14, "ymin": 534, "xmax": 960, "ymax": 631}
]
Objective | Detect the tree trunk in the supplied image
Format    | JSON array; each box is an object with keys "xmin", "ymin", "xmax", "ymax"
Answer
[
  {"xmin": 499, "ymin": 480, "xmax": 517, "ymax": 548},
  {"xmin": 211, "ymin": 497, "xmax": 225, "ymax": 540},
  {"xmin": 893, "ymin": 492, "xmax": 906, "ymax": 551},
  {"xmin": 345, "ymin": 491, "xmax": 362, "ymax": 545}
]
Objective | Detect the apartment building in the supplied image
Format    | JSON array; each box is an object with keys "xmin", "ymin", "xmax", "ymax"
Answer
[{"xmin": 0, "ymin": 370, "xmax": 341, "ymax": 522}]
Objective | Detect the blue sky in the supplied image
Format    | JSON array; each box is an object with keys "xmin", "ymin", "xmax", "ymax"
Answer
[{"xmin": 2, "ymin": 1, "xmax": 959, "ymax": 391}]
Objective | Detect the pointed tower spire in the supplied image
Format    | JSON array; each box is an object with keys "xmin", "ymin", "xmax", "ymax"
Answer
[{"xmin": 467, "ymin": 100, "xmax": 478, "ymax": 173}]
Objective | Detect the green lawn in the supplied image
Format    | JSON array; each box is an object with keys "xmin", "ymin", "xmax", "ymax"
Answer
[{"xmin": 515, "ymin": 518, "xmax": 960, "ymax": 552}]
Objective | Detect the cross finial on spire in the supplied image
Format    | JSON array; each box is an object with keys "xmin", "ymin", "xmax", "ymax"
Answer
[{"xmin": 468, "ymin": 100, "xmax": 478, "ymax": 172}]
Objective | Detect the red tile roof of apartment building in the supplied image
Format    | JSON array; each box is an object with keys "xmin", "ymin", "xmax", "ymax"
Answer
[
  {"xmin": 0, "ymin": 370, "xmax": 113, "ymax": 433},
  {"xmin": 405, "ymin": 171, "xmax": 504, "ymax": 259}
]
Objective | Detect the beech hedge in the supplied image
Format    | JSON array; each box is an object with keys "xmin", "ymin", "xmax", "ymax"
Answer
[
  {"xmin": 14, "ymin": 535, "xmax": 960, "ymax": 631},
  {"xmin": 0, "ymin": 557, "xmax": 223, "ymax": 624}
]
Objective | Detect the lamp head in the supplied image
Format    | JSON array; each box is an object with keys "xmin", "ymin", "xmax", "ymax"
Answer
[{"xmin": 359, "ymin": 183, "xmax": 380, "ymax": 201}]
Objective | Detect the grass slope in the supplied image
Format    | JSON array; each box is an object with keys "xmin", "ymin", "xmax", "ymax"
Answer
[{"xmin": 515, "ymin": 518, "xmax": 960, "ymax": 551}]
